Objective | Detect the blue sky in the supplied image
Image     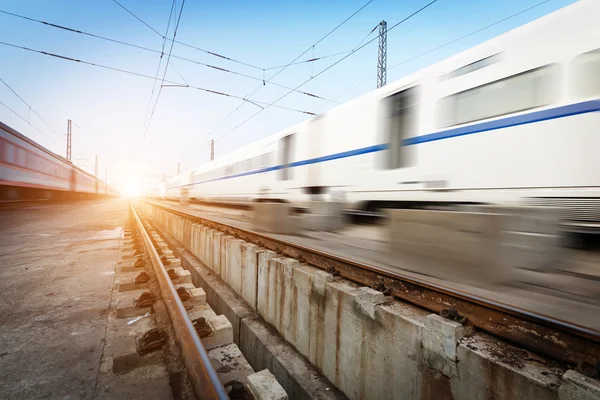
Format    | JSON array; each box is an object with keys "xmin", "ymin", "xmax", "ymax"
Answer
[{"xmin": 0, "ymin": 0, "xmax": 577, "ymax": 188}]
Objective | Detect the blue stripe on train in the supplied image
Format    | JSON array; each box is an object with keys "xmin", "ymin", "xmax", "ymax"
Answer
[{"xmin": 174, "ymin": 99, "xmax": 600, "ymax": 189}]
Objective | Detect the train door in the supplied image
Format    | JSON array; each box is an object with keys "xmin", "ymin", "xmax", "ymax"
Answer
[
  {"xmin": 275, "ymin": 133, "xmax": 297, "ymax": 201},
  {"xmin": 306, "ymin": 116, "xmax": 324, "ymax": 197},
  {"xmin": 380, "ymin": 86, "xmax": 419, "ymax": 188}
]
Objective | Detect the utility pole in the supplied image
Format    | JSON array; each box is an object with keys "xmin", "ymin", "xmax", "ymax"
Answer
[
  {"xmin": 66, "ymin": 119, "xmax": 72, "ymax": 162},
  {"xmin": 95, "ymin": 155, "xmax": 98, "ymax": 177},
  {"xmin": 177, "ymin": 162, "xmax": 180, "ymax": 175},
  {"xmin": 210, "ymin": 139, "xmax": 214, "ymax": 161},
  {"xmin": 377, "ymin": 20, "xmax": 387, "ymax": 89},
  {"xmin": 105, "ymin": 167, "xmax": 108, "ymax": 183}
]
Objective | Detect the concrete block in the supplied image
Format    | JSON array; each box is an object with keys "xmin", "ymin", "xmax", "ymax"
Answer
[
  {"xmin": 117, "ymin": 259, "xmax": 145, "ymax": 273},
  {"xmin": 452, "ymin": 334, "xmax": 562, "ymax": 400},
  {"xmin": 168, "ymin": 266, "xmax": 192, "ymax": 284},
  {"xmin": 208, "ymin": 343, "xmax": 255, "ymax": 386},
  {"xmin": 257, "ymin": 257, "xmax": 300, "ymax": 333},
  {"xmin": 422, "ymin": 314, "xmax": 467, "ymax": 378},
  {"xmin": 423, "ymin": 314, "xmax": 466, "ymax": 362},
  {"xmin": 354, "ymin": 287, "xmax": 386, "ymax": 319},
  {"xmin": 241, "ymin": 243, "xmax": 260, "ymax": 310},
  {"xmin": 225, "ymin": 238, "xmax": 243, "ymax": 293},
  {"xmin": 188, "ymin": 304, "xmax": 218, "ymax": 323},
  {"xmin": 220, "ymin": 234, "xmax": 231, "ymax": 279},
  {"xmin": 163, "ymin": 256, "xmax": 182, "ymax": 268},
  {"xmin": 114, "ymin": 289, "xmax": 153, "ymax": 319},
  {"xmin": 558, "ymin": 370, "xmax": 600, "ymax": 400},
  {"xmin": 199, "ymin": 226, "xmax": 207, "ymax": 265},
  {"xmin": 204, "ymin": 229, "xmax": 214, "ymax": 271},
  {"xmin": 246, "ymin": 369, "xmax": 288, "ymax": 400},
  {"xmin": 202, "ymin": 314, "xmax": 234, "ymax": 350},
  {"xmin": 175, "ymin": 284, "xmax": 206, "ymax": 307},
  {"xmin": 109, "ymin": 316, "xmax": 159, "ymax": 373},
  {"xmin": 253, "ymin": 202, "xmax": 297, "ymax": 235},
  {"xmin": 212, "ymin": 231, "xmax": 223, "ymax": 274},
  {"xmin": 115, "ymin": 272, "xmax": 149, "ymax": 292}
]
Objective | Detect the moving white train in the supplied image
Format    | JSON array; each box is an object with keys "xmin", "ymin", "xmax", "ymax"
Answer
[{"xmin": 161, "ymin": 0, "xmax": 600, "ymax": 232}]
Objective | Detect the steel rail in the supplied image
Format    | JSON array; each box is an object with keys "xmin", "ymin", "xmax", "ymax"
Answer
[
  {"xmin": 129, "ymin": 202, "xmax": 229, "ymax": 400},
  {"xmin": 140, "ymin": 199, "xmax": 600, "ymax": 373}
]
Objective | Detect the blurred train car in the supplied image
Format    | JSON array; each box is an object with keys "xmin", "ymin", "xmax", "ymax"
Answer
[
  {"xmin": 0, "ymin": 121, "xmax": 117, "ymax": 200},
  {"xmin": 163, "ymin": 0, "xmax": 600, "ymax": 233}
]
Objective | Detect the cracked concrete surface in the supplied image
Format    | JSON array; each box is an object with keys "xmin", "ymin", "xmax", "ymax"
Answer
[{"xmin": 0, "ymin": 199, "xmax": 126, "ymax": 400}]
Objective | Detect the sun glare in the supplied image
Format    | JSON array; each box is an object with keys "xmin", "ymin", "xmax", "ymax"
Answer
[{"xmin": 120, "ymin": 177, "xmax": 142, "ymax": 198}]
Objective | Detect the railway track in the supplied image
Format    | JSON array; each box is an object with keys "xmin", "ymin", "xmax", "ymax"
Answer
[
  {"xmin": 128, "ymin": 203, "xmax": 230, "ymax": 399},
  {"xmin": 137, "ymin": 199, "xmax": 600, "ymax": 378}
]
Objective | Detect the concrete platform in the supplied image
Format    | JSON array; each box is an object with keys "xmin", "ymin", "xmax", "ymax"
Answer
[{"xmin": 0, "ymin": 199, "xmax": 154, "ymax": 400}]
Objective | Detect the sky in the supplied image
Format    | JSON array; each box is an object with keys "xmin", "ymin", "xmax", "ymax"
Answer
[{"xmin": 0, "ymin": 0, "xmax": 578, "ymax": 191}]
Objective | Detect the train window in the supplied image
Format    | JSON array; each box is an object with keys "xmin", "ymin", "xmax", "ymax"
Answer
[
  {"xmin": 278, "ymin": 134, "xmax": 294, "ymax": 181},
  {"xmin": 571, "ymin": 49, "xmax": 600, "ymax": 98},
  {"xmin": 3, "ymin": 143, "xmax": 14, "ymax": 164},
  {"xmin": 17, "ymin": 149, "xmax": 26, "ymax": 167},
  {"xmin": 438, "ymin": 64, "xmax": 560, "ymax": 127},
  {"xmin": 385, "ymin": 87, "xmax": 418, "ymax": 169},
  {"xmin": 225, "ymin": 164, "xmax": 233, "ymax": 176},
  {"xmin": 439, "ymin": 53, "xmax": 501, "ymax": 81}
]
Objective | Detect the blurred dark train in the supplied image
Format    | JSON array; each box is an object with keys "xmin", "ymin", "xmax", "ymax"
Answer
[{"xmin": 0, "ymin": 121, "xmax": 117, "ymax": 200}]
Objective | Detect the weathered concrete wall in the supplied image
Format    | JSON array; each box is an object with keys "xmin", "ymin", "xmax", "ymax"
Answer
[{"xmin": 137, "ymin": 202, "xmax": 596, "ymax": 400}]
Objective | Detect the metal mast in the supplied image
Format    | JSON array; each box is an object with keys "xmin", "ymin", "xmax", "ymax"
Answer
[
  {"xmin": 66, "ymin": 119, "xmax": 72, "ymax": 162},
  {"xmin": 377, "ymin": 20, "xmax": 387, "ymax": 89},
  {"xmin": 210, "ymin": 139, "xmax": 214, "ymax": 161}
]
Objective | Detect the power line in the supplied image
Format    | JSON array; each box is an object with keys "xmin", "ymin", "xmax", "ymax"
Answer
[
  {"xmin": 215, "ymin": 0, "xmax": 439, "ymax": 142},
  {"xmin": 0, "ymin": 40, "xmax": 312, "ymax": 115},
  {"xmin": 197, "ymin": 0, "xmax": 376, "ymax": 158},
  {"xmin": 0, "ymin": 40, "xmax": 184, "ymax": 83},
  {"xmin": 71, "ymin": 121, "xmax": 120, "ymax": 155},
  {"xmin": 0, "ymin": 9, "xmax": 337, "ymax": 103},
  {"xmin": 261, "ymin": 22, "xmax": 378, "ymax": 71},
  {"xmin": 111, "ymin": 0, "xmax": 162, "ymax": 36},
  {"xmin": 265, "ymin": 0, "xmax": 375, "ymax": 83},
  {"xmin": 110, "ymin": 0, "xmax": 263, "ymax": 71},
  {"xmin": 139, "ymin": 0, "xmax": 184, "ymax": 149},
  {"xmin": 141, "ymin": 0, "xmax": 176, "ymax": 142},
  {"xmin": 332, "ymin": 0, "xmax": 554, "ymax": 102},
  {"xmin": 0, "ymin": 99, "xmax": 56, "ymax": 144},
  {"xmin": 263, "ymin": 50, "xmax": 353, "ymax": 71},
  {"xmin": 0, "ymin": 76, "xmax": 60, "ymax": 138}
]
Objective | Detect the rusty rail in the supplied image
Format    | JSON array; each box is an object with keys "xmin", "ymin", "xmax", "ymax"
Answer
[
  {"xmin": 139, "ymin": 199, "xmax": 600, "ymax": 375},
  {"xmin": 129, "ymin": 202, "xmax": 229, "ymax": 400}
]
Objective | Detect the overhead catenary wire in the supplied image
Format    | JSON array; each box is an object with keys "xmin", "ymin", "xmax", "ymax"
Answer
[
  {"xmin": 0, "ymin": 10, "xmax": 340, "ymax": 104},
  {"xmin": 262, "ymin": 22, "xmax": 379, "ymax": 71},
  {"xmin": 0, "ymin": 41, "xmax": 315, "ymax": 116},
  {"xmin": 0, "ymin": 99, "xmax": 56, "ymax": 144},
  {"xmin": 214, "ymin": 0, "xmax": 439, "ymax": 142},
  {"xmin": 141, "ymin": 0, "xmax": 176, "ymax": 140},
  {"xmin": 110, "ymin": 0, "xmax": 263, "ymax": 71},
  {"xmin": 184, "ymin": 0, "xmax": 376, "ymax": 161},
  {"xmin": 332, "ymin": 0, "xmax": 555, "ymax": 102},
  {"xmin": 0, "ymin": 10, "xmax": 338, "ymax": 103},
  {"xmin": 0, "ymin": 76, "xmax": 60, "ymax": 138},
  {"xmin": 72, "ymin": 121, "xmax": 120, "ymax": 155}
]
